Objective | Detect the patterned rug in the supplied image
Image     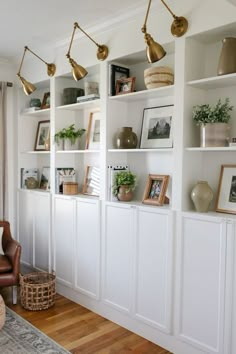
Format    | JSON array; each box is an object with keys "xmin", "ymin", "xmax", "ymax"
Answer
[{"xmin": 0, "ymin": 307, "xmax": 70, "ymax": 353}]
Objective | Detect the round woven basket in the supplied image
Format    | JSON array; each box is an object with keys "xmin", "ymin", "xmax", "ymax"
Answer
[
  {"xmin": 0, "ymin": 295, "xmax": 5, "ymax": 329},
  {"xmin": 20, "ymin": 272, "xmax": 56, "ymax": 311},
  {"xmin": 144, "ymin": 66, "xmax": 174, "ymax": 89}
]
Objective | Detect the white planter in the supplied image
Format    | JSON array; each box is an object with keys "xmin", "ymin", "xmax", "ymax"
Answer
[
  {"xmin": 64, "ymin": 138, "xmax": 79, "ymax": 150},
  {"xmin": 200, "ymin": 123, "xmax": 230, "ymax": 147}
]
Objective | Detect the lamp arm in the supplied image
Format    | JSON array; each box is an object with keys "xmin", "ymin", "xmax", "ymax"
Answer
[
  {"xmin": 66, "ymin": 23, "xmax": 77, "ymax": 58},
  {"xmin": 141, "ymin": 0, "xmax": 152, "ymax": 34},
  {"xmin": 161, "ymin": 0, "xmax": 178, "ymax": 20},
  {"xmin": 74, "ymin": 22, "xmax": 100, "ymax": 48},
  {"xmin": 17, "ymin": 47, "xmax": 27, "ymax": 76},
  {"xmin": 25, "ymin": 46, "xmax": 48, "ymax": 65}
]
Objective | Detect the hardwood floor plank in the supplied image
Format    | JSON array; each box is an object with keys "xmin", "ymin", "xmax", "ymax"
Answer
[{"xmin": 0, "ymin": 288, "xmax": 172, "ymax": 354}]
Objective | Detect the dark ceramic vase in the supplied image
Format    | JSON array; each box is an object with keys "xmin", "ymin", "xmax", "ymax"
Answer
[{"xmin": 116, "ymin": 127, "xmax": 138, "ymax": 149}]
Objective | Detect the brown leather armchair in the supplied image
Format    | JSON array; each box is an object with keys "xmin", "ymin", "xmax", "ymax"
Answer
[{"xmin": 0, "ymin": 221, "xmax": 21, "ymax": 304}]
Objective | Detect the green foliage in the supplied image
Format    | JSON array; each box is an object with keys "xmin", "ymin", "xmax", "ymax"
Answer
[
  {"xmin": 54, "ymin": 124, "xmax": 86, "ymax": 145},
  {"xmin": 192, "ymin": 98, "xmax": 233, "ymax": 125},
  {"xmin": 112, "ymin": 171, "xmax": 137, "ymax": 196}
]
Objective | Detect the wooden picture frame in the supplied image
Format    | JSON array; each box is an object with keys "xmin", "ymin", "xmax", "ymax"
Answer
[
  {"xmin": 82, "ymin": 166, "xmax": 100, "ymax": 196},
  {"xmin": 85, "ymin": 111, "xmax": 101, "ymax": 150},
  {"xmin": 142, "ymin": 174, "xmax": 169, "ymax": 206},
  {"xmin": 216, "ymin": 164, "xmax": 236, "ymax": 214},
  {"xmin": 41, "ymin": 92, "xmax": 50, "ymax": 109},
  {"xmin": 34, "ymin": 120, "xmax": 50, "ymax": 151},
  {"xmin": 115, "ymin": 77, "xmax": 136, "ymax": 95},
  {"xmin": 140, "ymin": 105, "xmax": 173, "ymax": 149}
]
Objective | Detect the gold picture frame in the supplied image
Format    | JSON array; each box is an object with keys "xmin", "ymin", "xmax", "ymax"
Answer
[{"xmin": 142, "ymin": 174, "xmax": 169, "ymax": 206}]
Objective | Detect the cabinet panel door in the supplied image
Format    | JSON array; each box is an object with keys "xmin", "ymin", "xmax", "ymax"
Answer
[
  {"xmin": 103, "ymin": 203, "xmax": 134, "ymax": 313},
  {"xmin": 18, "ymin": 191, "xmax": 34, "ymax": 265},
  {"xmin": 178, "ymin": 214, "xmax": 226, "ymax": 354},
  {"xmin": 54, "ymin": 197, "xmax": 75, "ymax": 287},
  {"xmin": 75, "ymin": 199, "xmax": 100, "ymax": 298},
  {"xmin": 134, "ymin": 208, "xmax": 173, "ymax": 333},
  {"xmin": 34, "ymin": 193, "xmax": 50, "ymax": 271}
]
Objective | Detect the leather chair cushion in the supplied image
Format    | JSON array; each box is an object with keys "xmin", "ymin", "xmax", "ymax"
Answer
[{"xmin": 0, "ymin": 255, "xmax": 12, "ymax": 273}]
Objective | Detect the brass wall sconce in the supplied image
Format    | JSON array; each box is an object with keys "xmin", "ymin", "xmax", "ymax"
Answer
[
  {"xmin": 17, "ymin": 46, "xmax": 56, "ymax": 95},
  {"xmin": 66, "ymin": 22, "xmax": 109, "ymax": 81},
  {"xmin": 142, "ymin": 0, "xmax": 188, "ymax": 63}
]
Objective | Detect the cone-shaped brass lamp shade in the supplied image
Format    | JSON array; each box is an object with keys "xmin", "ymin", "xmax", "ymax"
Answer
[
  {"xmin": 18, "ymin": 75, "xmax": 36, "ymax": 95},
  {"xmin": 47, "ymin": 63, "xmax": 56, "ymax": 77},
  {"xmin": 145, "ymin": 33, "xmax": 166, "ymax": 63},
  {"xmin": 68, "ymin": 57, "xmax": 88, "ymax": 81}
]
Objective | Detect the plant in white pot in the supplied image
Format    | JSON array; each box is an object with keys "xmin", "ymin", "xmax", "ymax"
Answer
[
  {"xmin": 112, "ymin": 171, "xmax": 137, "ymax": 202},
  {"xmin": 55, "ymin": 124, "xmax": 86, "ymax": 150},
  {"xmin": 192, "ymin": 98, "xmax": 233, "ymax": 147}
]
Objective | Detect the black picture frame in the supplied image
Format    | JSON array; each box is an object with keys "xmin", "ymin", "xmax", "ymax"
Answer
[{"xmin": 110, "ymin": 64, "xmax": 130, "ymax": 96}]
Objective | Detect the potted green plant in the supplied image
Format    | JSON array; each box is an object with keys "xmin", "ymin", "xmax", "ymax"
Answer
[
  {"xmin": 112, "ymin": 171, "xmax": 137, "ymax": 201},
  {"xmin": 192, "ymin": 98, "xmax": 233, "ymax": 147},
  {"xmin": 54, "ymin": 124, "xmax": 86, "ymax": 150}
]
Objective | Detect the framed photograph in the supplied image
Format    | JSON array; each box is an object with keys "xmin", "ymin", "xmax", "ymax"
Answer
[
  {"xmin": 142, "ymin": 174, "xmax": 169, "ymax": 206},
  {"xmin": 82, "ymin": 166, "xmax": 100, "ymax": 196},
  {"xmin": 140, "ymin": 105, "xmax": 173, "ymax": 149},
  {"xmin": 115, "ymin": 77, "xmax": 136, "ymax": 95},
  {"xmin": 85, "ymin": 111, "xmax": 101, "ymax": 150},
  {"xmin": 216, "ymin": 164, "xmax": 236, "ymax": 214},
  {"xmin": 110, "ymin": 64, "xmax": 130, "ymax": 96},
  {"xmin": 34, "ymin": 120, "xmax": 50, "ymax": 151},
  {"xmin": 41, "ymin": 92, "xmax": 50, "ymax": 109},
  {"xmin": 40, "ymin": 167, "xmax": 50, "ymax": 190}
]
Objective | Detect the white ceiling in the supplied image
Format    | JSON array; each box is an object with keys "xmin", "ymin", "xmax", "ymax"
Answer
[{"xmin": 0, "ymin": 0, "xmax": 148, "ymax": 60}]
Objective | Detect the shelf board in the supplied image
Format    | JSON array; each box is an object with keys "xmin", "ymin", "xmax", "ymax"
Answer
[
  {"xmin": 187, "ymin": 73, "xmax": 236, "ymax": 89},
  {"xmin": 185, "ymin": 147, "xmax": 236, "ymax": 151},
  {"xmin": 56, "ymin": 149, "xmax": 100, "ymax": 154},
  {"xmin": 56, "ymin": 99, "xmax": 101, "ymax": 111},
  {"xmin": 108, "ymin": 148, "xmax": 173, "ymax": 152},
  {"xmin": 109, "ymin": 85, "xmax": 174, "ymax": 102},
  {"xmin": 21, "ymin": 108, "xmax": 50, "ymax": 117},
  {"xmin": 21, "ymin": 151, "xmax": 50, "ymax": 154}
]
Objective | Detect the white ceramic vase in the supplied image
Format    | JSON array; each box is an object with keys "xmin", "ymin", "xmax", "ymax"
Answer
[{"xmin": 191, "ymin": 181, "xmax": 213, "ymax": 212}]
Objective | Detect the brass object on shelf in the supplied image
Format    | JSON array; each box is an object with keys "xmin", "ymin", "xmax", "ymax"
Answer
[
  {"xmin": 17, "ymin": 46, "xmax": 56, "ymax": 95},
  {"xmin": 66, "ymin": 22, "xmax": 109, "ymax": 81}
]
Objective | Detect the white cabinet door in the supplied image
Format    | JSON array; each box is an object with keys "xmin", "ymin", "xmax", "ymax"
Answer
[
  {"xmin": 18, "ymin": 190, "xmax": 34, "ymax": 266},
  {"xmin": 75, "ymin": 199, "xmax": 100, "ymax": 298},
  {"xmin": 177, "ymin": 213, "xmax": 227, "ymax": 354},
  {"xmin": 103, "ymin": 203, "xmax": 134, "ymax": 313},
  {"xmin": 134, "ymin": 207, "xmax": 173, "ymax": 333},
  {"xmin": 34, "ymin": 193, "xmax": 50, "ymax": 271},
  {"xmin": 54, "ymin": 196, "xmax": 75, "ymax": 287}
]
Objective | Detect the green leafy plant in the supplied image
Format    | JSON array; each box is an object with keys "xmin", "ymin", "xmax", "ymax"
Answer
[
  {"xmin": 54, "ymin": 124, "xmax": 86, "ymax": 145},
  {"xmin": 192, "ymin": 98, "xmax": 233, "ymax": 125},
  {"xmin": 112, "ymin": 171, "xmax": 137, "ymax": 196}
]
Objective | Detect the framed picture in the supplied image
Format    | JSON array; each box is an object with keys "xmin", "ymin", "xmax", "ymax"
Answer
[
  {"xmin": 110, "ymin": 64, "xmax": 130, "ymax": 96},
  {"xmin": 142, "ymin": 174, "xmax": 169, "ymax": 206},
  {"xmin": 216, "ymin": 164, "xmax": 236, "ymax": 214},
  {"xmin": 40, "ymin": 167, "xmax": 50, "ymax": 190},
  {"xmin": 140, "ymin": 105, "xmax": 173, "ymax": 149},
  {"xmin": 115, "ymin": 77, "xmax": 136, "ymax": 95},
  {"xmin": 85, "ymin": 111, "xmax": 101, "ymax": 150},
  {"xmin": 41, "ymin": 92, "xmax": 50, "ymax": 109},
  {"xmin": 34, "ymin": 120, "xmax": 50, "ymax": 151},
  {"xmin": 82, "ymin": 166, "xmax": 100, "ymax": 196}
]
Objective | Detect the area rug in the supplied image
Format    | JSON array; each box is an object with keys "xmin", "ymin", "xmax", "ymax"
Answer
[{"xmin": 0, "ymin": 307, "xmax": 70, "ymax": 353}]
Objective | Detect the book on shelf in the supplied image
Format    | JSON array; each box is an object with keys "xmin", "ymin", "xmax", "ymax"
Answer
[
  {"xmin": 55, "ymin": 168, "xmax": 76, "ymax": 194},
  {"xmin": 76, "ymin": 94, "xmax": 100, "ymax": 103},
  {"xmin": 109, "ymin": 63, "xmax": 130, "ymax": 96},
  {"xmin": 21, "ymin": 107, "xmax": 41, "ymax": 114},
  {"xmin": 107, "ymin": 164, "xmax": 129, "ymax": 201},
  {"xmin": 21, "ymin": 168, "xmax": 39, "ymax": 189}
]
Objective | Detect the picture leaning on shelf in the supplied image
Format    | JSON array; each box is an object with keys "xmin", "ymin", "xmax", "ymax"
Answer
[
  {"xmin": 115, "ymin": 77, "xmax": 136, "ymax": 95},
  {"xmin": 85, "ymin": 111, "xmax": 101, "ymax": 150},
  {"xmin": 35, "ymin": 120, "xmax": 50, "ymax": 151},
  {"xmin": 109, "ymin": 63, "xmax": 130, "ymax": 96},
  {"xmin": 142, "ymin": 174, "xmax": 170, "ymax": 206},
  {"xmin": 40, "ymin": 167, "xmax": 50, "ymax": 191},
  {"xmin": 216, "ymin": 164, "xmax": 236, "ymax": 214},
  {"xmin": 82, "ymin": 166, "xmax": 100, "ymax": 197}
]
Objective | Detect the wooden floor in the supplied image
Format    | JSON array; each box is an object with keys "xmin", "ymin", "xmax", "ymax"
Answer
[{"xmin": 1, "ymin": 288, "xmax": 172, "ymax": 354}]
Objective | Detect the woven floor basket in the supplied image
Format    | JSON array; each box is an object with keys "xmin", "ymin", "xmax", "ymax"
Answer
[{"xmin": 20, "ymin": 272, "xmax": 56, "ymax": 311}]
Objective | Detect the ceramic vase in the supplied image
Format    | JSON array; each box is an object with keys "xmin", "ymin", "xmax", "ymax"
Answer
[
  {"xmin": 117, "ymin": 185, "xmax": 133, "ymax": 202},
  {"xmin": 200, "ymin": 123, "xmax": 230, "ymax": 147},
  {"xmin": 217, "ymin": 37, "xmax": 236, "ymax": 76},
  {"xmin": 191, "ymin": 181, "xmax": 213, "ymax": 212},
  {"xmin": 116, "ymin": 127, "xmax": 138, "ymax": 149}
]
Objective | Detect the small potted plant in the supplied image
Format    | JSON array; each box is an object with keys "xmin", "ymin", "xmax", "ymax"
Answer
[
  {"xmin": 192, "ymin": 98, "xmax": 233, "ymax": 147},
  {"xmin": 112, "ymin": 171, "xmax": 137, "ymax": 202},
  {"xmin": 54, "ymin": 124, "xmax": 86, "ymax": 150}
]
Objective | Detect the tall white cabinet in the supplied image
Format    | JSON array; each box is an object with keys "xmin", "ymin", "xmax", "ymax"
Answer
[{"xmin": 16, "ymin": 10, "xmax": 236, "ymax": 354}]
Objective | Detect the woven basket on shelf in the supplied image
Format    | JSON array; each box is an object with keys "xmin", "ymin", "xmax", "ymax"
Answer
[
  {"xmin": 144, "ymin": 66, "xmax": 174, "ymax": 89},
  {"xmin": 20, "ymin": 272, "xmax": 56, "ymax": 311}
]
